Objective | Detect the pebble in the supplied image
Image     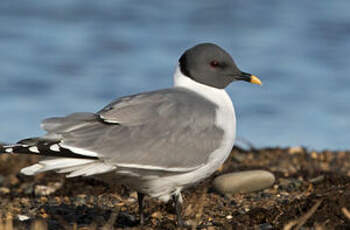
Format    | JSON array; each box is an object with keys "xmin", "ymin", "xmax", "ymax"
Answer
[
  {"xmin": 0, "ymin": 187, "xmax": 10, "ymax": 194},
  {"xmin": 17, "ymin": 215, "xmax": 30, "ymax": 221},
  {"xmin": 151, "ymin": 211, "xmax": 162, "ymax": 218},
  {"xmin": 288, "ymin": 146, "xmax": 304, "ymax": 154},
  {"xmin": 309, "ymin": 175, "xmax": 325, "ymax": 184},
  {"xmin": 34, "ymin": 182, "xmax": 63, "ymax": 196},
  {"xmin": 21, "ymin": 182, "xmax": 34, "ymax": 195},
  {"xmin": 213, "ymin": 170, "xmax": 275, "ymax": 195},
  {"xmin": 258, "ymin": 223, "xmax": 273, "ymax": 230},
  {"xmin": 311, "ymin": 151, "xmax": 318, "ymax": 159}
]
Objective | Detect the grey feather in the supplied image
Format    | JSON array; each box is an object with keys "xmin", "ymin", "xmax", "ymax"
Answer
[
  {"xmin": 41, "ymin": 112, "xmax": 98, "ymax": 133},
  {"xmin": 40, "ymin": 88, "xmax": 224, "ymax": 170}
]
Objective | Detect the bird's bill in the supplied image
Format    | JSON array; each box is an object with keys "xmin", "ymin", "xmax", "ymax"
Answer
[
  {"xmin": 238, "ymin": 72, "xmax": 262, "ymax": 85},
  {"xmin": 250, "ymin": 75, "xmax": 262, "ymax": 85}
]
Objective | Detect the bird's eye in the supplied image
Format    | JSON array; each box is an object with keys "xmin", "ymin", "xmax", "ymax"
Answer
[{"xmin": 210, "ymin": 60, "xmax": 219, "ymax": 68}]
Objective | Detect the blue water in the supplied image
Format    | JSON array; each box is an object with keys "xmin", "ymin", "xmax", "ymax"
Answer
[{"xmin": 0, "ymin": 1, "xmax": 349, "ymax": 150}]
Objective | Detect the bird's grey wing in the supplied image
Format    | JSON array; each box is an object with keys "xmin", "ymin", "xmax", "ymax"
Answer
[
  {"xmin": 42, "ymin": 112, "xmax": 99, "ymax": 134},
  {"xmin": 97, "ymin": 92, "xmax": 170, "ymax": 125},
  {"xmin": 40, "ymin": 88, "xmax": 224, "ymax": 172}
]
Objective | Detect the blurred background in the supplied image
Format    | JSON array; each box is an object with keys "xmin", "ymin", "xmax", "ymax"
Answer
[{"xmin": 0, "ymin": 1, "xmax": 349, "ymax": 150}]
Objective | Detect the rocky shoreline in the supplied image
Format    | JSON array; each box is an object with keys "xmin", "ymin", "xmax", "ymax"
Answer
[{"xmin": 0, "ymin": 146, "xmax": 349, "ymax": 229}]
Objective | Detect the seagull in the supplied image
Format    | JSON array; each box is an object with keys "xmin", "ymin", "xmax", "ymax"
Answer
[{"xmin": 0, "ymin": 43, "xmax": 262, "ymax": 226}]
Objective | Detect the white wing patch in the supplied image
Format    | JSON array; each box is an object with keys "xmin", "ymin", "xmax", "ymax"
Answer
[
  {"xmin": 59, "ymin": 144, "xmax": 99, "ymax": 157},
  {"xmin": 28, "ymin": 146, "xmax": 40, "ymax": 153},
  {"xmin": 49, "ymin": 144, "xmax": 60, "ymax": 152},
  {"xmin": 21, "ymin": 158, "xmax": 95, "ymax": 175},
  {"xmin": 21, "ymin": 157, "xmax": 116, "ymax": 177},
  {"xmin": 64, "ymin": 162, "xmax": 116, "ymax": 178},
  {"xmin": 115, "ymin": 163, "xmax": 202, "ymax": 172},
  {"xmin": 20, "ymin": 164, "xmax": 43, "ymax": 175},
  {"xmin": 5, "ymin": 148, "xmax": 13, "ymax": 153},
  {"xmin": 98, "ymin": 115, "xmax": 120, "ymax": 124}
]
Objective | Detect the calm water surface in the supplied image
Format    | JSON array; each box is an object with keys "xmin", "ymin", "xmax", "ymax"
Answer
[{"xmin": 0, "ymin": 1, "xmax": 349, "ymax": 150}]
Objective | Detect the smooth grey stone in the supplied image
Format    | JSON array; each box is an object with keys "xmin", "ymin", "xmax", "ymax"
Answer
[{"xmin": 213, "ymin": 170, "xmax": 275, "ymax": 194}]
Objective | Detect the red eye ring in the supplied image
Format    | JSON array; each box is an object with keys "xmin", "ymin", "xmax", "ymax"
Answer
[{"xmin": 210, "ymin": 60, "xmax": 219, "ymax": 68}]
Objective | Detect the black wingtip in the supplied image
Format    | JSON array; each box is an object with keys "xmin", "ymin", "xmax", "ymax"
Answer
[
  {"xmin": 1, "ymin": 138, "xmax": 98, "ymax": 160},
  {"xmin": 13, "ymin": 143, "xmax": 98, "ymax": 159}
]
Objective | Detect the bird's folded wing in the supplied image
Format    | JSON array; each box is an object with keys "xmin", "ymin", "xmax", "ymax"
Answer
[{"xmin": 40, "ymin": 88, "xmax": 224, "ymax": 172}]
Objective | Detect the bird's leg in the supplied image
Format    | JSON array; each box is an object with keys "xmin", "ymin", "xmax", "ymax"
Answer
[
  {"xmin": 137, "ymin": 192, "xmax": 145, "ymax": 225},
  {"xmin": 172, "ymin": 192, "xmax": 184, "ymax": 226}
]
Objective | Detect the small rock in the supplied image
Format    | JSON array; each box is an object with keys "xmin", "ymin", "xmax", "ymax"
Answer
[
  {"xmin": 0, "ymin": 187, "xmax": 10, "ymax": 194},
  {"xmin": 311, "ymin": 151, "xmax": 318, "ymax": 159},
  {"xmin": 40, "ymin": 196, "xmax": 48, "ymax": 203},
  {"xmin": 278, "ymin": 178, "xmax": 302, "ymax": 192},
  {"xmin": 258, "ymin": 223, "xmax": 273, "ymax": 230},
  {"xmin": 309, "ymin": 175, "xmax": 325, "ymax": 184},
  {"xmin": 21, "ymin": 182, "xmax": 34, "ymax": 195},
  {"xmin": 127, "ymin": 192, "xmax": 137, "ymax": 203},
  {"xmin": 213, "ymin": 170, "xmax": 275, "ymax": 195},
  {"xmin": 288, "ymin": 146, "xmax": 304, "ymax": 154},
  {"xmin": 151, "ymin": 211, "xmax": 162, "ymax": 218},
  {"xmin": 34, "ymin": 182, "xmax": 63, "ymax": 196},
  {"xmin": 20, "ymin": 198, "xmax": 31, "ymax": 207},
  {"xmin": 75, "ymin": 194, "xmax": 87, "ymax": 206},
  {"xmin": 17, "ymin": 214, "xmax": 30, "ymax": 221}
]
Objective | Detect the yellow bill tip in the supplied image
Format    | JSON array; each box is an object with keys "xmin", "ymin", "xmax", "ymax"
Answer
[{"xmin": 250, "ymin": 75, "xmax": 262, "ymax": 85}]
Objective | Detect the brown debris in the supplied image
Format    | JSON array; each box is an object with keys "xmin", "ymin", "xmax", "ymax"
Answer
[
  {"xmin": 0, "ymin": 147, "xmax": 349, "ymax": 229},
  {"xmin": 283, "ymin": 200, "xmax": 322, "ymax": 230},
  {"xmin": 342, "ymin": 207, "xmax": 350, "ymax": 220}
]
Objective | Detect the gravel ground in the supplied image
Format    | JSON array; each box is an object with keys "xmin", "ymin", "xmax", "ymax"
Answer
[{"xmin": 0, "ymin": 146, "xmax": 349, "ymax": 229}]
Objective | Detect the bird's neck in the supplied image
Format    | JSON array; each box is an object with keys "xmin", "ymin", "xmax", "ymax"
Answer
[{"xmin": 173, "ymin": 64, "xmax": 231, "ymax": 105}]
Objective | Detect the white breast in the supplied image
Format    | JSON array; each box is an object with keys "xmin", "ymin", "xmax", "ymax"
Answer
[
  {"xmin": 145, "ymin": 66, "xmax": 236, "ymax": 201},
  {"xmin": 173, "ymin": 65, "xmax": 236, "ymax": 165}
]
